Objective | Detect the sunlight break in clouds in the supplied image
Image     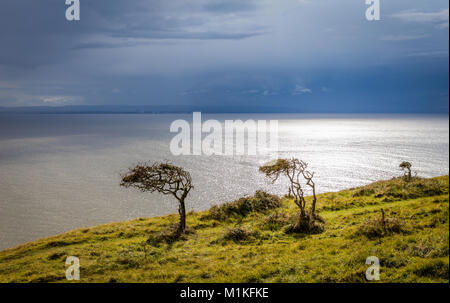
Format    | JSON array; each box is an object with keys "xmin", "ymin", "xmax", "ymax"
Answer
[{"xmin": 40, "ymin": 96, "xmax": 84, "ymax": 105}]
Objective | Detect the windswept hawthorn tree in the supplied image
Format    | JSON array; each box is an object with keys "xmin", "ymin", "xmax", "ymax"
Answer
[
  {"xmin": 121, "ymin": 162, "xmax": 193, "ymax": 233},
  {"xmin": 259, "ymin": 158, "xmax": 320, "ymax": 228},
  {"xmin": 399, "ymin": 161, "xmax": 412, "ymax": 181},
  {"xmin": 259, "ymin": 158, "xmax": 325, "ymax": 234}
]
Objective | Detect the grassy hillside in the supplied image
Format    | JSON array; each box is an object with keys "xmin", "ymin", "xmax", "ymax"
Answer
[{"xmin": 0, "ymin": 176, "xmax": 448, "ymax": 283}]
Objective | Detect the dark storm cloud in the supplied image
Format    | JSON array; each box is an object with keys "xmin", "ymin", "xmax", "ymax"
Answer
[
  {"xmin": 0, "ymin": 0, "xmax": 448, "ymax": 112},
  {"xmin": 203, "ymin": 0, "xmax": 258, "ymax": 13},
  {"xmin": 0, "ymin": 0, "xmax": 263, "ymax": 66}
]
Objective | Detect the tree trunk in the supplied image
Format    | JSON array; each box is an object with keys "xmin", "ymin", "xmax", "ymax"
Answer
[
  {"xmin": 299, "ymin": 203, "xmax": 306, "ymax": 218},
  {"xmin": 178, "ymin": 198, "xmax": 186, "ymax": 233},
  {"xmin": 311, "ymin": 188, "xmax": 317, "ymax": 215}
]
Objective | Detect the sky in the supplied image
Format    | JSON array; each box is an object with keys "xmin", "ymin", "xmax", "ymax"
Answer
[{"xmin": 0, "ymin": 0, "xmax": 448, "ymax": 113}]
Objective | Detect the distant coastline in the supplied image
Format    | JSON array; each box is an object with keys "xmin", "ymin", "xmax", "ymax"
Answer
[{"xmin": 1, "ymin": 105, "xmax": 449, "ymax": 115}]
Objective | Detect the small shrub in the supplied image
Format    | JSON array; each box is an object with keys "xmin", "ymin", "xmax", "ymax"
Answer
[
  {"xmin": 203, "ymin": 191, "xmax": 281, "ymax": 221},
  {"xmin": 262, "ymin": 212, "xmax": 290, "ymax": 231},
  {"xmin": 284, "ymin": 213, "xmax": 325, "ymax": 235},
  {"xmin": 116, "ymin": 246, "xmax": 143, "ymax": 268},
  {"xmin": 251, "ymin": 191, "xmax": 283, "ymax": 211},
  {"xmin": 352, "ymin": 188, "xmax": 375, "ymax": 197},
  {"xmin": 357, "ymin": 210, "xmax": 404, "ymax": 239},
  {"xmin": 223, "ymin": 228, "xmax": 257, "ymax": 242}
]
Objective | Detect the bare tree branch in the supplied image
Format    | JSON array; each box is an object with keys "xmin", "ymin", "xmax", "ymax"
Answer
[
  {"xmin": 259, "ymin": 158, "xmax": 318, "ymax": 217},
  {"xmin": 121, "ymin": 162, "xmax": 193, "ymax": 232}
]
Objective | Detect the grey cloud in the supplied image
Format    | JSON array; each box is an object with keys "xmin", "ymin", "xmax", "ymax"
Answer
[
  {"xmin": 404, "ymin": 50, "xmax": 449, "ymax": 57},
  {"xmin": 380, "ymin": 34, "xmax": 429, "ymax": 41},
  {"xmin": 0, "ymin": 0, "xmax": 265, "ymax": 67},
  {"xmin": 0, "ymin": 0, "xmax": 448, "ymax": 110},
  {"xmin": 392, "ymin": 8, "xmax": 449, "ymax": 23},
  {"xmin": 292, "ymin": 84, "xmax": 312, "ymax": 95},
  {"xmin": 203, "ymin": 0, "xmax": 258, "ymax": 13},
  {"xmin": 108, "ymin": 30, "xmax": 265, "ymax": 41}
]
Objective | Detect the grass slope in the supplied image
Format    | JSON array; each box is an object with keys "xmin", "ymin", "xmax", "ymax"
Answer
[{"xmin": 0, "ymin": 176, "xmax": 448, "ymax": 283}]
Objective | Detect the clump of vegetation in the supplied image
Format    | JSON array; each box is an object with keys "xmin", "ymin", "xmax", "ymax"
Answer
[
  {"xmin": 203, "ymin": 191, "xmax": 281, "ymax": 221},
  {"xmin": 262, "ymin": 212, "xmax": 290, "ymax": 231},
  {"xmin": 357, "ymin": 209, "xmax": 404, "ymax": 239},
  {"xmin": 352, "ymin": 187, "xmax": 375, "ymax": 197},
  {"xmin": 285, "ymin": 213, "xmax": 325, "ymax": 234},
  {"xmin": 263, "ymin": 210, "xmax": 325, "ymax": 234},
  {"xmin": 223, "ymin": 228, "xmax": 257, "ymax": 242},
  {"xmin": 116, "ymin": 247, "xmax": 142, "ymax": 269},
  {"xmin": 259, "ymin": 158, "xmax": 323, "ymax": 234},
  {"xmin": 121, "ymin": 162, "xmax": 193, "ymax": 234}
]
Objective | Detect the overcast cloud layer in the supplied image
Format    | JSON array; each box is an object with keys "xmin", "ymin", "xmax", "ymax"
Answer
[{"xmin": 0, "ymin": 0, "xmax": 448, "ymax": 112}]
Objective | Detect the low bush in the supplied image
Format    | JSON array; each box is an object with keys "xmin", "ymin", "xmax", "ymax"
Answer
[
  {"xmin": 203, "ymin": 191, "xmax": 281, "ymax": 221},
  {"xmin": 223, "ymin": 228, "xmax": 257, "ymax": 242},
  {"xmin": 357, "ymin": 210, "xmax": 404, "ymax": 239},
  {"xmin": 284, "ymin": 213, "xmax": 325, "ymax": 235},
  {"xmin": 262, "ymin": 212, "xmax": 290, "ymax": 231}
]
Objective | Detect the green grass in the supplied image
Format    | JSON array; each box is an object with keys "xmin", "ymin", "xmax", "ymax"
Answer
[{"xmin": 0, "ymin": 176, "xmax": 448, "ymax": 283}]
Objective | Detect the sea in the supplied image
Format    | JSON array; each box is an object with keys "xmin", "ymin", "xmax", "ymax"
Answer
[{"xmin": 0, "ymin": 113, "xmax": 448, "ymax": 250}]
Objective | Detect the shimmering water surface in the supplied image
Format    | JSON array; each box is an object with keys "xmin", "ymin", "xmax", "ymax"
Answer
[{"xmin": 0, "ymin": 114, "xmax": 448, "ymax": 250}]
